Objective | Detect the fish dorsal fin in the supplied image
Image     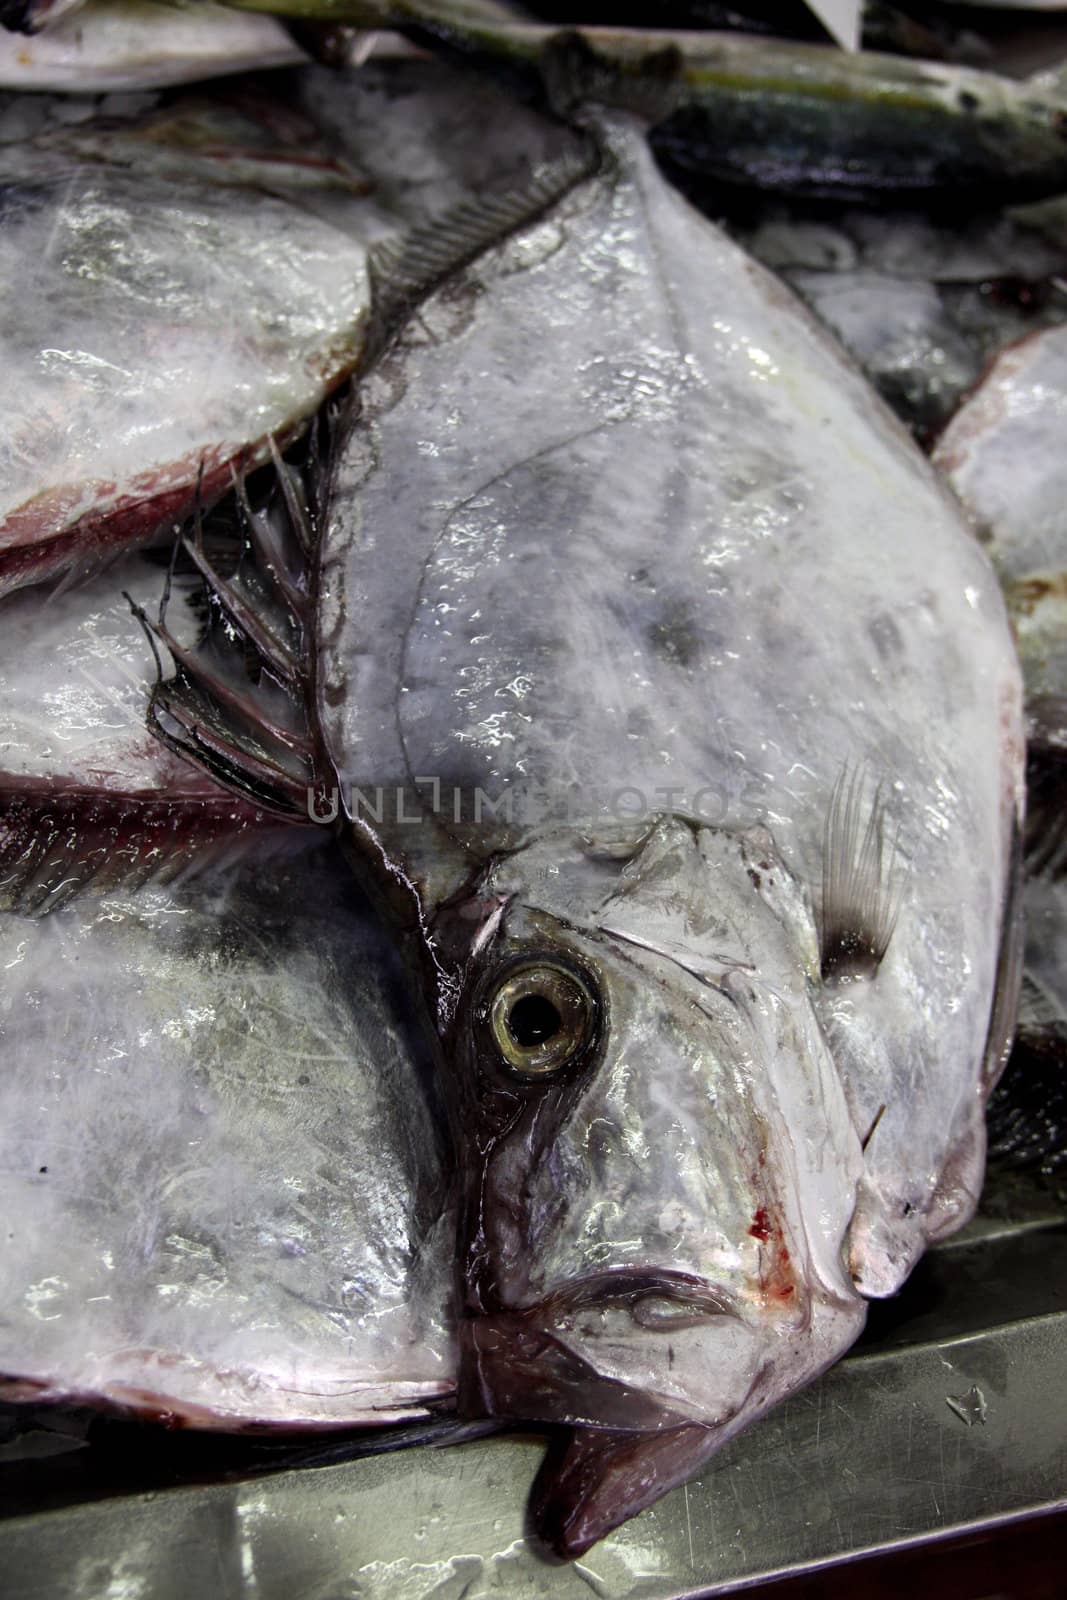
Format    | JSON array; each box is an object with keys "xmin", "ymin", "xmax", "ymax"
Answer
[
  {"xmin": 135, "ymin": 430, "xmax": 337, "ymax": 825},
  {"xmin": 366, "ymin": 140, "xmax": 597, "ymax": 353}
]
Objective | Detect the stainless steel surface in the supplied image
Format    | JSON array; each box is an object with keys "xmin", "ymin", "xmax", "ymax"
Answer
[{"xmin": 2, "ymin": 1181, "xmax": 1065, "ymax": 1598}]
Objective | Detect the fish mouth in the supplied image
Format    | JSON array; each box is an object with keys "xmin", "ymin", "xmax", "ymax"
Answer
[{"xmin": 458, "ymin": 1268, "xmax": 744, "ymax": 1432}]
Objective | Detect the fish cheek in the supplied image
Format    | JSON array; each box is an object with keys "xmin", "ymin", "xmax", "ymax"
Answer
[{"xmin": 451, "ymin": 957, "xmax": 605, "ymax": 1316}]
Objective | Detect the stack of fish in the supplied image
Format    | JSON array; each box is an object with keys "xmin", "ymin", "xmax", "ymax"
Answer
[{"xmin": 0, "ymin": 0, "xmax": 1064, "ymax": 1563}]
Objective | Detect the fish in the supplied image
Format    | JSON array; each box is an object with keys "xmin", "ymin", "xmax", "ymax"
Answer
[
  {"xmin": 142, "ymin": 94, "xmax": 1023, "ymax": 1554},
  {"xmin": 0, "ymin": 0, "xmax": 309, "ymax": 92},
  {"xmin": 223, "ymin": 5, "xmax": 1067, "ymax": 205},
  {"xmin": 0, "ymin": 145, "xmax": 373, "ymax": 600},
  {"xmin": 934, "ymin": 323, "xmax": 1067, "ymax": 714},
  {"xmin": 0, "ymin": 0, "xmax": 86, "ymax": 34},
  {"xmin": 929, "ymin": 319, "xmax": 1067, "ymax": 1175},
  {"xmin": 0, "ymin": 551, "xmax": 455, "ymax": 1428}
]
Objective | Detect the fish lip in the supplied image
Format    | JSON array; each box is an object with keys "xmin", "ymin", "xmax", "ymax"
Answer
[
  {"xmin": 525, "ymin": 1266, "xmax": 742, "ymax": 1325},
  {"xmin": 456, "ymin": 1269, "xmax": 746, "ymax": 1430}
]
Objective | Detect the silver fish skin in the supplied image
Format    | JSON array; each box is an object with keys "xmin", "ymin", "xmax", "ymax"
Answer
[
  {"xmin": 307, "ymin": 113, "xmax": 1022, "ymax": 1546},
  {"xmin": 0, "ymin": 844, "xmax": 455, "ymax": 1428},
  {"xmin": 0, "ymin": 553, "xmax": 454, "ymax": 1426},
  {"xmin": 0, "ymin": 0, "xmax": 86, "ymax": 35},
  {"xmin": 0, "ymin": 155, "xmax": 370, "ymax": 599},
  {"xmin": 0, "ymin": 0, "xmax": 307, "ymax": 91}
]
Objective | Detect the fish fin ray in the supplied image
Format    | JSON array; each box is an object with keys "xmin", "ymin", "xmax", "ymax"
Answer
[
  {"xmin": 819, "ymin": 765, "xmax": 899, "ymax": 983},
  {"xmin": 0, "ymin": 777, "xmax": 296, "ymax": 917},
  {"xmin": 366, "ymin": 140, "xmax": 597, "ymax": 351},
  {"xmin": 134, "ymin": 431, "xmax": 334, "ymax": 825}
]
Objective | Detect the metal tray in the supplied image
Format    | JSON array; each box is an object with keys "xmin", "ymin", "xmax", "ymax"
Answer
[{"xmin": 1, "ymin": 1164, "xmax": 1065, "ymax": 1599}]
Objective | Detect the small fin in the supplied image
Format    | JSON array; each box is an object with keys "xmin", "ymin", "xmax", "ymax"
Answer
[
  {"xmin": 0, "ymin": 778, "xmax": 296, "ymax": 917},
  {"xmin": 819, "ymin": 768, "xmax": 898, "ymax": 983},
  {"xmin": 366, "ymin": 141, "xmax": 597, "ymax": 352},
  {"xmin": 981, "ymin": 819, "xmax": 1025, "ymax": 1091},
  {"xmin": 539, "ymin": 28, "xmax": 685, "ymax": 125},
  {"xmin": 529, "ymin": 1424, "xmax": 716, "ymax": 1560}
]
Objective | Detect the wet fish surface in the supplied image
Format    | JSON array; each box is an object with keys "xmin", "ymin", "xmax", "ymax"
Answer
[
  {"xmin": 222, "ymin": 8, "xmax": 1067, "ymax": 204},
  {"xmin": 0, "ymin": 550, "xmax": 454, "ymax": 1426},
  {"xmin": 152, "ymin": 101, "xmax": 1023, "ymax": 1552},
  {"xmin": 0, "ymin": 845, "xmax": 454, "ymax": 1428},
  {"xmin": 934, "ymin": 322, "xmax": 1067, "ymax": 707},
  {"xmin": 0, "ymin": 149, "xmax": 371, "ymax": 598},
  {"xmin": 724, "ymin": 199, "xmax": 1067, "ymax": 436}
]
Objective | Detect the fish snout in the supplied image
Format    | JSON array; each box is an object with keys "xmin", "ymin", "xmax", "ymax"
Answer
[{"xmin": 457, "ymin": 1270, "xmax": 758, "ymax": 1431}]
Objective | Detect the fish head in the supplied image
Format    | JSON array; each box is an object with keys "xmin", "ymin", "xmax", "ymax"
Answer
[{"xmin": 430, "ymin": 816, "xmax": 866, "ymax": 1438}]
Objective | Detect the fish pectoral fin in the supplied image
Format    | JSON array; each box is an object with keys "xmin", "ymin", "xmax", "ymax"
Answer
[
  {"xmin": 0, "ymin": 777, "xmax": 297, "ymax": 917},
  {"xmin": 818, "ymin": 765, "xmax": 898, "ymax": 984},
  {"xmin": 529, "ymin": 1422, "xmax": 718, "ymax": 1560},
  {"xmin": 365, "ymin": 138, "xmax": 596, "ymax": 355}
]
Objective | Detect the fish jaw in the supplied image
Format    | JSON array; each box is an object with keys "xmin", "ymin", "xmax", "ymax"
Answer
[{"xmin": 434, "ymin": 819, "xmax": 865, "ymax": 1434}]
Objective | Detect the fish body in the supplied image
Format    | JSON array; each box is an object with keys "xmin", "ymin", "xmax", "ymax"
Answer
[
  {"xmin": 224, "ymin": 7, "xmax": 1067, "ymax": 204},
  {"xmin": 0, "ymin": 846, "xmax": 455, "ymax": 1427},
  {"xmin": 727, "ymin": 199, "xmax": 1067, "ymax": 436},
  {"xmin": 0, "ymin": 553, "xmax": 454, "ymax": 1425},
  {"xmin": 0, "ymin": 155, "xmax": 371, "ymax": 598},
  {"xmin": 0, "ymin": 0, "xmax": 308, "ymax": 91},
  {"xmin": 285, "ymin": 112, "xmax": 1022, "ymax": 1547}
]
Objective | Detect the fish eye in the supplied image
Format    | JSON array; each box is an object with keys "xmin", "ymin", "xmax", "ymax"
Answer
[{"xmin": 484, "ymin": 958, "xmax": 598, "ymax": 1079}]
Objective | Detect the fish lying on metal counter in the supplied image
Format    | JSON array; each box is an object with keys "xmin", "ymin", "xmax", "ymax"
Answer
[
  {"xmin": 0, "ymin": 553, "xmax": 456, "ymax": 1429},
  {"xmin": 104, "ymin": 51, "xmax": 1023, "ymax": 1553}
]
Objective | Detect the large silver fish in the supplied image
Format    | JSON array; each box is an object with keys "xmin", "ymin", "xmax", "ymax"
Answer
[
  {"xmin": 143, "ymin": 101, "xmax": 1024, "ymax": 1553},
  {"xmin": 0, "ymin": 555, "xmax": 454, "ymax": 1427}
]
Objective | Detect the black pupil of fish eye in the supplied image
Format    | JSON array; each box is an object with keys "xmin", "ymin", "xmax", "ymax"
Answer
[{"xmin": 507, "ymin": 993, "xmax": 562, "ymax": 1048}]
